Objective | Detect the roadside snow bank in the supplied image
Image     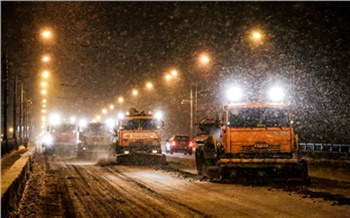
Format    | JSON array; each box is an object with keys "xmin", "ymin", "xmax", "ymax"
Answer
[{"xmin": 1, "ymin": 143, "xmax": 36, "ymax": 217}]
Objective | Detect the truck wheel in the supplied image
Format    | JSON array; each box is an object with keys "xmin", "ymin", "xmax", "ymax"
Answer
[
  {"xmin": 188, "ymin": 150, "xmax": 193, "ymax": 156},
  {"xmin": 170, "ymin": 149, "xmax": 173, "ymax": 155},
  {"xmin": 196, "ymin": 153, "xmax": 204, "ymax": 175}
]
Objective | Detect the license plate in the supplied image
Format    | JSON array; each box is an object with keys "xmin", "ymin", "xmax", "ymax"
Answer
[{"xmin": 254, "ymin": 143, "xmax": 269, "ymax": 148}]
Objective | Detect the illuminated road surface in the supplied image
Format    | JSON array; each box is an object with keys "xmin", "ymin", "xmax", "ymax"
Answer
[{"xmin": 17, "ymin": 153, "xmax": 350, "ymax": 217}]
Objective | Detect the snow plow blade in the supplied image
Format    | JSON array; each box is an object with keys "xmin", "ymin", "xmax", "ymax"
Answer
[
  {"xmin": 116, "ymin": 153, "xmax": 167, "ymax": 166},
  {"xmin": 218, "ymin": 158, "xmax": 310, "ymax": 184}
]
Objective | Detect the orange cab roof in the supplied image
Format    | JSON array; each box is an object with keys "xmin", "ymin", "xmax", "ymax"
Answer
[{"xmin": 226, "ymin": 101, "xmax": 289, "ymax": 109}]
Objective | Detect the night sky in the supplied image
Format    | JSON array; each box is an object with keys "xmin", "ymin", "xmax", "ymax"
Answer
[{"xmin": 1, "ymin": 2, "xmax": 350, "ymax": 142}]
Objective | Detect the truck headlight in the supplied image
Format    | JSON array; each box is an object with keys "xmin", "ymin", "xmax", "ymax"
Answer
[
  {"xmin": 268, "ymin": 86, "xmax": 285, "ymax": 102},
  {"xmin": 227, "ymin": 86, "xmax": 243, "ymax": 102}
]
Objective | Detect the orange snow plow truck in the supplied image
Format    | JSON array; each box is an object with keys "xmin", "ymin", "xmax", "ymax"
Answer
[
  {"xmin": 195, "ymin": 102, "xmax": 309, "ymax": 183},
  {"xmin": 115, "ymin": 108, "xmax": 166, "ymax": 165}
]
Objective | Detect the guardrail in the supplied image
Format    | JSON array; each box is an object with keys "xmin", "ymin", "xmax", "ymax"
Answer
[
  {"xmin": 299, "ymin": 143, "xmax": 350, "ymax": 152},
  {"xmin": 1, "ymin": 138, "xmax": 29, "ymax": 157},
  {"xmin": 1, "ymin": 143, "xmax": 35, "ymax": 217}
]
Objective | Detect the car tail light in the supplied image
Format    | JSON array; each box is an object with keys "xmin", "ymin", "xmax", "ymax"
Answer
[
  {"xmin": 188, "ymin": 141, "xmax": 193, "ymax": 147},
  {"xmin": 171, "ymin": 141, "xmax": 176, "ymax": 146}
]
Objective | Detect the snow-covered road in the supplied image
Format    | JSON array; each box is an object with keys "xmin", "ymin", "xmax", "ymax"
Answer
[{"xmin": 17, "ymin": 153, "xmax": 350, "ymax": 217}]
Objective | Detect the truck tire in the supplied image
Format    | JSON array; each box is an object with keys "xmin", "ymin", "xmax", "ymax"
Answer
[
  {"xmin": 188, "ymin": 150, "xmax": 193, "ymax": 156},
  {"xmin": 195, "ymin": 152, "xmax": 204, "ymax": 175}
]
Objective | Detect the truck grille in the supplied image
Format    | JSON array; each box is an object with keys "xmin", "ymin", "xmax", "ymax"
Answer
[
  {"xmin": 129, "ymin": 140, "xmax": 152, "ymax": 147},
  {"xmin": 242, "ymin": 145, "xmax": 280, "ymax": 153}
]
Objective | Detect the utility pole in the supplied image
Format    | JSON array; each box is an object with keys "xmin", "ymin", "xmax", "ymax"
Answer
[
  {"xmin": 2, "ymin": 52, "xmax": 9, "ymax": 152},
  {"xmin": 190, "ymin": 84, "xmax": 193, "ymax": 138},
  {"xmin": 19, "ymin": 81, "xmax": 24, "ymax": 146},
  {"xmin": 12, "ymin": 73, "xmax": 18, "ymax": 146}
]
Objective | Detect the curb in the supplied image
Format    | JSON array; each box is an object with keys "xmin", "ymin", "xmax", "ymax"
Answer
[{"xmin": 1, "ymin": 143, "xmax": 36, "ymax": 217}]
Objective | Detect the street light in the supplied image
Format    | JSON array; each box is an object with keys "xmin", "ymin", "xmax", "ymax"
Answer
[
  {"xmin": 146, "ymin": 82, "xmax": 153, "ymax": 89},
  {"xmin": 170, "ymin": 69, "xmax": 178, "ymax": 77},
  {"xmin": 41, "ymin": 81, "xmax": 47, "ymax": 87},
  {"xmin": 118, "ymin": 96, "xmax": 124, "ymax": 104},
  {"xmin": 249, "ymin": 29, "xmax": 264, "ymax": 46},
  {"xmin": 189, "ymin": 52, "xmax": 211, "ymax": 137},
  {"xmin": 42, "ymin": 55, "xmax": 50, "ymax": 62},
  {"xmin": 41, "ymin": 31, "xmax": 52, "ymax": 39},
  {"xmin": 165, "ymin": 74, "xmax": 172, "ymax": 81},
  {"xmin": 42, "ymin": 71, "xmax": 49, "ymax": 78},
  {"xmin": 2, "ymin": 29, "xmax": 53, "ymax": 151}
]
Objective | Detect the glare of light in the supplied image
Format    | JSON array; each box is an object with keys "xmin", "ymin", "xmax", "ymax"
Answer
[
  {"xmin": 42, "ymin": 71, "xmax": 49, "ymax": 78},
  {"xmin": 42, "ymin": 99, "xmax": 47, "ymax": 103},
  {"xmin": 117, "ymin": 112, "xmax": 124, "ymax": 120},
  {"xmin": 252, "ymin": 31, "xmax": 262, "ymax": 40},
  {"xmin": 118, "ymin": 97, "xmax": 124, "ymax": 104},
  {"xmin": 146, "ymin": 82, "xmax": 153, "ymax": 89},
  {"xmin": 132, "ymin": 89, "xmax": 138, "ymax": 96},
  {"xmin": 198, "ymin": 52, "xmax": 210, "ymax": 67},
  {"xmin": 9, "ymin": 127, "xmax": 13, "ymax": 133},
  {"xmin": 199, "ymin": 53, "xmax": 210, "ymax": 65},
  {"xmin": 41, "ymin": 81, "xmax": 47, "ymax": 87},
  {"xmin": 92, "ymin": 119, "xmax": 97, "ymax": 123},
  {"xmin": 102, "ymin": 108, "xmax": 107, "ymax": 114},
  {"xmin": 41, "ymin": 31, "xmax": 51, "ymax": 38},
  {"xmin": 49, "ymin": 113, "xmax": 60, "ymax": 125},
  {"xmin": 268, "ymin": 86, "xmax": 285, "ymax": 102},
  {"xmin": 165, "ymin": 74, "xmax": 172, "ymax": 80},
  {"xmin": 109, "ymin": 104, "xmax": 114, "ymax": 110},
  {"xmin": 41, "ymin": 109, "xmax": 46, "ymax": 114},
  {"xmin": 79, "ymin": 119, "xmax": 88, "ymax": 128},
  {"xmin": 41, "ymin": 116, "xmax": 46, "ymax": 122},
  {"xmin": 41, "ymin": 89, "xmax": 47, "ymax": 95},
  {"xmin": 42, "ymin": 55, "xmax": 50, "ymax": 62},
  {"xmin": 171, "ymin": 70, "xmax": 178, "ymax": 76},
  {"xmin": 42, "ymin": 104, "xmax": 46, "ymax": 108},
  {"xmin": 105, "ymin": 118, "xmax": 115, "ymax": 129},
  {"xmin": 227, "ymin": 86, "xmax": 243, "ymax": 102},
  {"xmin": 154, "ymin": 110, "xmax": 163, "ymax": 120},
  {"xmin": 96, "ymin": 115, "xmax": 101, "ymax": 121},
  {"xmin": 70, "ymin": 116, "xmax": 76, "ymax": 124}
]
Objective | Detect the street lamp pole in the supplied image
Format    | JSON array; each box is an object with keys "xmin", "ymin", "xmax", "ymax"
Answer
[
  {"xmin": 12, "ymin": 73, "xmax": 18, "ymax": 144},
  {"xmin": 195, "ymin": 82, "xmax": 198, "ymax": 137},
  {"xmin": 190, "ymin": 82, "xmax": 198, "ymax": 138},
  {"xmin": 19, "ymin": 81, "xmax": 24, "ymax": 146},
  {"xmin": 2, "ymin": 51, "xmax": 10, "ymax": 151},
  {"xmin": 190, "ymin": 84, "xmax": 193, "ymax": 138}
]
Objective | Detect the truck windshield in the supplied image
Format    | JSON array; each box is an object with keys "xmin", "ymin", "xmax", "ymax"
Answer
[
  {"xmin": 82, "ymin": 123, "xmax": 110, "ymax": 136},
  {"xmin": 228, "ymin": 107, "xmax": 290, "ymax": 128},
  {"xmin": 51, "ymin": 124, "xmax": 76, "ymax": 143},
  {"xmin": 122, "ymin": 119, "xmax": 158, "ymax": 130}
]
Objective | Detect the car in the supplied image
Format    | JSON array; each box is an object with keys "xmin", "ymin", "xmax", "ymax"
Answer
[{"xmin": 165, "ymin": 135, "xmax": 193, "ymax": 155}]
